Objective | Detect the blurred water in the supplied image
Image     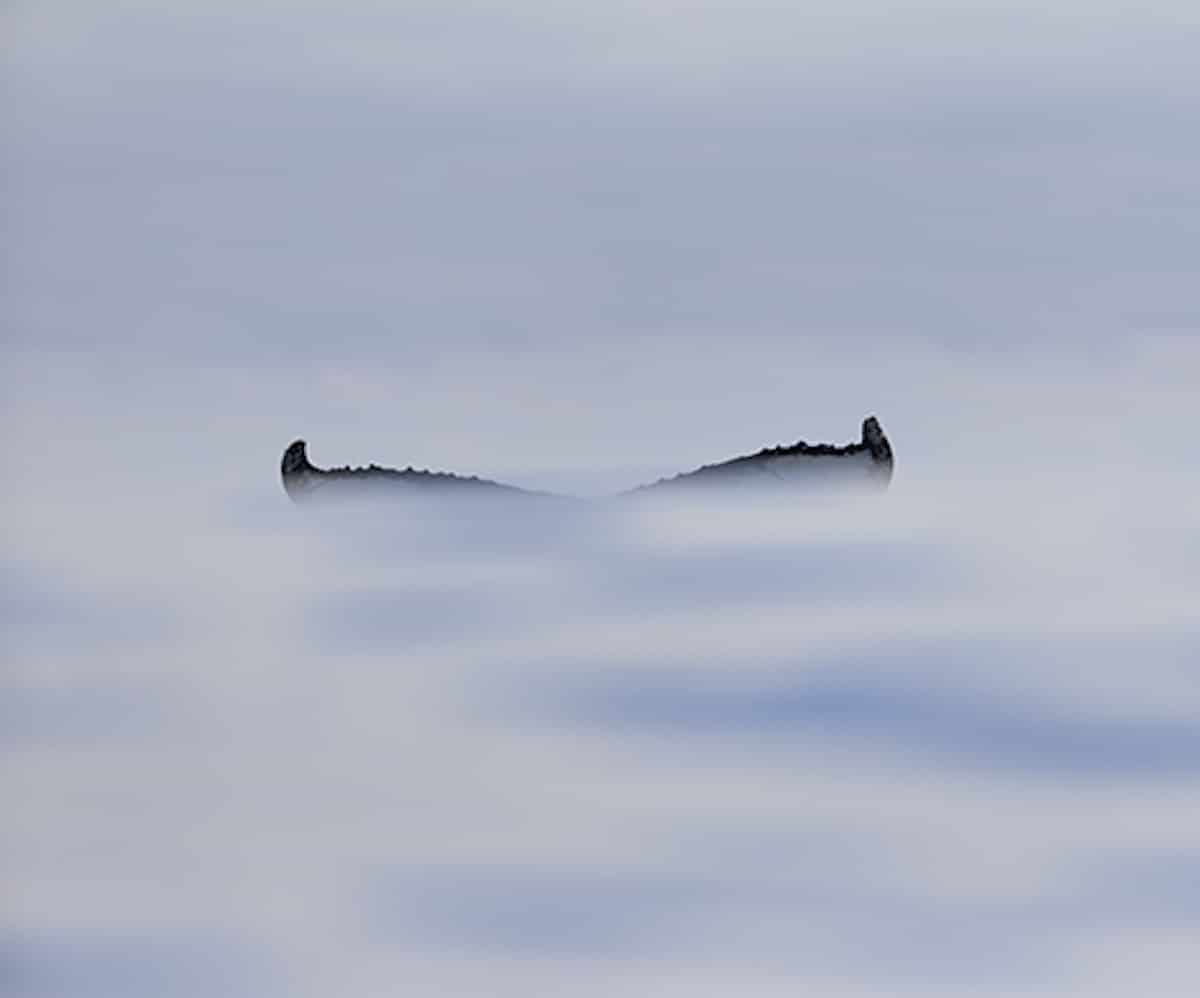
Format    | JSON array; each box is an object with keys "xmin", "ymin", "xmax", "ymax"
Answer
[
  {"xmin": 4, "ymin": 449, "xmax": 1198, "ymax": 997},
  {"xmin": 6, "ymin": 2, "xmax": 1200, "ymax": 991}
]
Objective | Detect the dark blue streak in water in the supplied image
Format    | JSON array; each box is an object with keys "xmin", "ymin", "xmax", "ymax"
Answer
[
  {"xmin": 364, "ymin": 871, "xmax": 716, "ymax": 957},
  {"xmin": 543, "ymin": 674, "xmax": 1200, "ymax": 779},
  {"xmin": 361, "ymin": 853, "xmax": 1200, "ymax": 970},
  {"xmin": 0, "ymin": 935, "xmax": 271, "ymax": 998}
]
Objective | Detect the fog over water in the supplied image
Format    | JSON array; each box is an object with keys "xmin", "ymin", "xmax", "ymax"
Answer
[{"xmin": 5, "ymin": 3, "xmax": 1200, "ymax": 995}]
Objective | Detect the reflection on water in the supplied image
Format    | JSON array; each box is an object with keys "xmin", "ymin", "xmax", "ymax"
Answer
[{"xmin": 4, "ymin": 475, "xmax": 1199, "ymax": 997}]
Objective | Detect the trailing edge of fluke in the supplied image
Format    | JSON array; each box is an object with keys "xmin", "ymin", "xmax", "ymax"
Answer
[{"xmin": 281, "ymin": 415, "xmax": 894, "ymax": 504}]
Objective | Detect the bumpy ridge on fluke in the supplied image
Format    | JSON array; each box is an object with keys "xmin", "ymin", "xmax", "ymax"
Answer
[{"xmin": 281, "ymin": 416, "xmax": 894, "ymax": 503}]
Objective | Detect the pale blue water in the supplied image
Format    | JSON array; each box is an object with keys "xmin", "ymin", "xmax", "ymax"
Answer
[
  {"xmin": 5, "ymin": 3, "xmax": 1199, "ymax": 991},
  {"xmin": 4, "ymin": 460, "xmax": 1198, "ymax": 996}
]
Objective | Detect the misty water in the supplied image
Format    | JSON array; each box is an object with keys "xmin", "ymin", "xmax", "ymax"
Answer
[
  {"xmin": 6, "ymin": 2, "xmax": 1200, "ymax": 993},
  {"xmin": 6, "ymin": 394, "xmax": 1199, "ymax": 996}
]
